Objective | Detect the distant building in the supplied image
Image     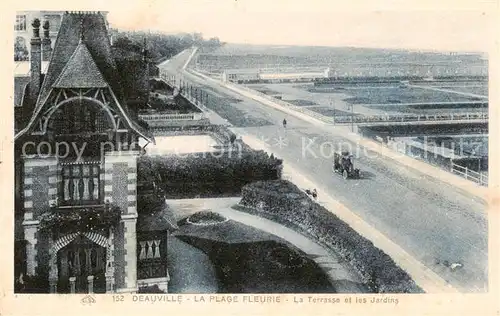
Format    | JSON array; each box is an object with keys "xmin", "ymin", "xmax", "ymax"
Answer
[
  {"xmin": 222, "ymin": 69, "xmax": 260, "ymax": 83},
  {"xmin": 222, "ymin": 67, "xmax": 330, "ymax": 83},
  {"xmin": 259, "ymin": 70, "xmax": 329, "ymax": 82}
]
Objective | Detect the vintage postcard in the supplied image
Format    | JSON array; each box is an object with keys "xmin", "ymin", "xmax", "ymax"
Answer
[{"xmin": 0, "ymin": 0, "xmax": 498, "ymax": 315}]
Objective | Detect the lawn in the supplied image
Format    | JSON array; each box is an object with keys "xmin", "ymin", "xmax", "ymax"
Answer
[
  {"xmin": 253, "ymin": 87, "xmax": 281, "ymax": 96},
  {"xmin": 174, "ymin": 215, "xmax": 338, "ymax": 293},
  {"xmin": 339, "ymin": 87, "xmax": 477, "ymax": 104},
  {"xmin": 195, "ymin": 44, "xmax": 487, "ymax": 78},
  {"xmin": 285, "ymin": 99, "xmax": 317, "ymax": 106},
  {"xmin": 438, "ymin": 86, "xmax": 488, "ymax": 96},
  {"xmin": 307, "ymin": 107, "xmax": 359, "ymax": 117},
  {"xmin": 190, "ymin": 83, "xmax": 273, "ymax": 127},
  {"xmin": 366, "ymin": 103, "xmax": 488, "ymax": 114}
]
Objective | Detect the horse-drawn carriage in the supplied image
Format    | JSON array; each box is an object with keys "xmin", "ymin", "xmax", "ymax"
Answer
[{"xmin": 332, "ymin": 151, "xmax": 360, "ymax": 179}]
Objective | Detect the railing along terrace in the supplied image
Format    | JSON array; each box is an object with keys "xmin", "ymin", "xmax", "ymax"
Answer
[
  {"xmin": 451, "ymin": 162, "xmax": 488, "ymax": 186},
  {"xmin": 333, "ymin": 112, "xmax": 489, "ymax": 124},
  {"xmin": 139, "ymin": 113, "xmax": 196, "ymax": 121},
  {"xmin": 137, "ymin": 259, "xmax": 168, "ymax": 280},
  {"xmin": 157, "ymin": 72, "xmax": 208, "ymax": 111}
]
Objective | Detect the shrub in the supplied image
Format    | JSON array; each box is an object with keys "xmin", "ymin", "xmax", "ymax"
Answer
[
  {"xmin": 137, "ymin": 192, "xmax": 166, "ymax": 214},
  {"xmin": 38, "ymin": 204, "xmax": 121, "ymax": 235},
  {"xmin": 138, "ymin": 284, "xmax": 166, "ymax": 293},
  {"xmin": 16, "ymin": 274, "xmax": 49, "ymax": 293},
  {"xmin": 240, "ymin": 180, "xmax": 423, "ymax": 293}
]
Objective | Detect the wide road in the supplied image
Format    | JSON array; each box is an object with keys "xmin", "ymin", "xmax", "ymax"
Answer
[{"xmin": 159, "ymin": 49, "xmax": 488, "ymax": 293}]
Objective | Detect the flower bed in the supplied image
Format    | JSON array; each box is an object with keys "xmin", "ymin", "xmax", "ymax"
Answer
[
  {"xmin": 186, "ymin": 211, "xmax": 228, "ymax": 225},
  {"xmin": 38, "ymin": 204, "xmax": 122, "ymax": 234},
  {"xmin": 239, "ymin": 180, "xmax": 423, "ymax": 293}
]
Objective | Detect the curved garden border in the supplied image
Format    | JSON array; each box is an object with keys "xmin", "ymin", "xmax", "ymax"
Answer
[{"xmin": 186, "ymin": 210, "xmax": 229, "ymax": 226}]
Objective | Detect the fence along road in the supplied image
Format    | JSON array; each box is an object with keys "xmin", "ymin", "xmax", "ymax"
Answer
[{"xmin": 159, "ymin": 48, "xmax": 489, "ymax": 293}]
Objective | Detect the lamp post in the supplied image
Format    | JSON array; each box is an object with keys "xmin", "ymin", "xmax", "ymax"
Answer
[
  {"xmin": 330, "ymin": 99, "xmax": 335, "ymax": 125},
  {"xmin": 473, "ymin": 149, "xmax": 482, "ymax": 173},
  {"xmin": 348, "ymin": 104, "xmax": 354, "ymax": 132}
]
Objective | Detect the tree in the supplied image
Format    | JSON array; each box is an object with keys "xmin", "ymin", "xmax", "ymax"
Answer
[
  {"xmin": 113, "ymin": 36, "xmax": 133, "ymax": 48},
  {"xmin": 111, "ymin": 29, "xmax": 223, "ymax": 62},
  {"xmin": 207, "ymin": 37, "xmax": 221, "ymax": 47},
  {"xmin": 193, "ymin": 32, "xmax": 203, "ymax": 44}
]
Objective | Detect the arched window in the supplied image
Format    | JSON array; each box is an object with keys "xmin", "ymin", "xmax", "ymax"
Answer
[{"xmin": 47, "ymin": 98, "xmax": 114, "ymax": 135}]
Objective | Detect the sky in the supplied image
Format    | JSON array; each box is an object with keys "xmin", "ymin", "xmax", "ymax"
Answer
[
  {"xmin": 8, "ymin": 0, "xmax": 498, "ymax": 52},
  {"xmin": 103, "ymin": 0, "xmax": 496, "ymax": 53}
]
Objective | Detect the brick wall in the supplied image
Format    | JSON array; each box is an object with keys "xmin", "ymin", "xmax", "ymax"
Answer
[
  {"xmin": 113, "ymin": 222, "xmax": 126, "ymax": 290},
  {"xmin": 104, "ymin": 151, "xmax": 139, "ymax": 292},
  {"xmin": 22, "ymin": 157, "xmax": 57, "ymax": 276}
]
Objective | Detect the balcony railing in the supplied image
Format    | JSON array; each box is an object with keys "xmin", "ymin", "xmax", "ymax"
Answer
[
  {"xmin": 137, "ymin": 259, "xmax": 168, "ymax": 280},
  {"xmin": 59, "ymin": 161, "xmax": 101, "ymax": 207}
]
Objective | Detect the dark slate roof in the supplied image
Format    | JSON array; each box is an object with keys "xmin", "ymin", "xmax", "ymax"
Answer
[
  {"xmin": 36, "ymin": 13, "xmax": 123, "ymax": 111},
  {"xmin": 17, "ymin": 12, "xmax": 153, "ymax": 142},
  {"xmin": 53, "ymin": 43, "xmax": 108, "ymax": 88},
  {"xmin": 137, "ymin": 208, "xmax": 178, "ymax": 232},
  {"xmin": 14, "ymin": 76, "xmax": 30, "ymax": 107}
]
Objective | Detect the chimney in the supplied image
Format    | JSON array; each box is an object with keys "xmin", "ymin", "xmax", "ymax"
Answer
[
  {"xmin": 142, "ymin": 37, "xmax": 148, "ymax": 62},
  {"xmin": 143, "ymin": 37, "xmax": 150, "ymax": 75},
  {"xmin": 143, "ymin": 37, "xmax": 150, "ymax": 98},
  {"xmin": 42, "ymin": 20, "xmax": 52, "ymax": 61},
  {"xmin": 30, "ymin": 19, "xmax": 42, "ymax": 101}
]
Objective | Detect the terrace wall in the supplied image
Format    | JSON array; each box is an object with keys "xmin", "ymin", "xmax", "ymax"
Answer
[{"xmin": 151, "ymin": 124, "xmax": 251, "ymax": 150}]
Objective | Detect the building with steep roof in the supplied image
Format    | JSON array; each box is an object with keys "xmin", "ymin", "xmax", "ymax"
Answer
[{"xmin": 14, "ymin": 11, "xmax": 175, "ymax": 294}]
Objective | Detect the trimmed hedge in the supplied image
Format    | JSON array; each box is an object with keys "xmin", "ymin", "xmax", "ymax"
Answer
[
  {"xmin": 239, "ymin": 180, "xmax": 424, "ymax": 293},
  {"xmin": 138, "ymin": 150, "xmax": 283, "ymax": 199},
  {"xmin": 137, "ymin": 192, "xmax": 166, "ymax": 214}
]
